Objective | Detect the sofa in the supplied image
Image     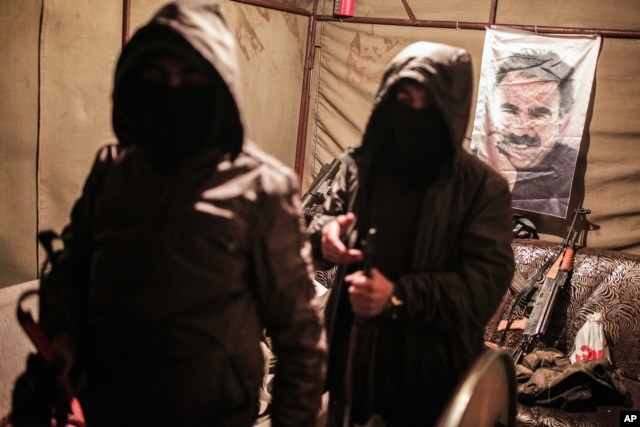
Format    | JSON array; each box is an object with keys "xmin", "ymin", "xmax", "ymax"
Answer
[{"xmin": 484, "ymin": 239, "xmax": 640, "ymax": 427}]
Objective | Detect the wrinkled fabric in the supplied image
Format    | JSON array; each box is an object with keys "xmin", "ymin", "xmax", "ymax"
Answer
[
  {"xmin": 38, "ymin": 1, "xmax": 326, "ymax": 427},
  {"xmin": 517, "ymin": 349, "xmax": 629, "ymax": 411},
  {"xmin": 511, "ymin": 142, "xmax": 577, "ymax": 216},
  {"xmin": 308, "ymin": 41, "xmax": 515, "ymax": 426}
]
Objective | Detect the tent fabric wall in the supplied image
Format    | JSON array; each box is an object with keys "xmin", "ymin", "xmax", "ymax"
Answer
[
  {"xmin": 0, "ymin": 1, "xmax": 41, "ymax": 286},
  {"xmin": 303, "ymin": 23, "xmax": 486, "ymax": 184},
  {"xmin": 317, "ymin": 0, "xmax": 491, "ymax": 22},
  {"xmin": 128, "ymin": 0, "xmax": 308, "ymax": 167},
  {"xmin": 302, "ymin": 2, "xmax": 640, "ymax": 255},
  {"xmin": 495, "ymin": 0, "xmax": 640, "ymax": 32},
  {"xmin": 0, "ymin": 0, "xmax": 639, "ymax": 288},
  {"xmin": 1, "ymin": 0, "xmax": 122, "ymax": 288},
  {"xmin": 37, "ymin": 0, "xmax": 123, "ymax": 265},
  {"xmin": 582, "ymin": 38, "xmax": 640, "ymax": 251},
  {"xmin": 0, "ymin": 0, "xmax": 307, "ymax": 288},
  {"xmin": 312, "ymin": 0, "xmax": 640, "ymax": 31},
  {"xmin": 220, "ymin": 3, "xmax": 308, "ymax": 167}
]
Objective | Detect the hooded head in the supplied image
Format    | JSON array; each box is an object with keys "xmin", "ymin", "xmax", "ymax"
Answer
[
  {"xmin": 112, "ymin": 0, "xmax": 244, "ymax": 171},
  {"xmin": 360, "ymin": 41, "xmax": 473, "ymax": 179}
]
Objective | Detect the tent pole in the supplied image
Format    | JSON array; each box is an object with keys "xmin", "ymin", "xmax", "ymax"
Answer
[
  {"xmin": 294, "ymin": 14, "xmax": 317, "ymax": 180},
  {"xmin": 122, "ymin": 0, "xmax": 130, "ymax": 45}
]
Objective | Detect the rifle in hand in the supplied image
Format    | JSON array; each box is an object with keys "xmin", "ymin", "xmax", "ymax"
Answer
[
  {"xmin": 361, "ymin": 228, "xmax": 377, "ymax": 278},
  {"xmin": 301, "ymin": 159, "xmax": 341, "ymax": 218},
  {"xmin": 352, "ymin": 228, "xmax": 377, "ymax": 327},
  {"xmin": 508, "ymin": 204, "xmax": 591, "ymax": 363}
]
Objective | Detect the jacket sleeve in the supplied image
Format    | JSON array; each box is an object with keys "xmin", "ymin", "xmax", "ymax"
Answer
[
  {"xmin": 394, "ymin": 166, "xmax": 515, "ymax": 333},
  {"xmin": 250, "ymin": 171, "xmax": 328, "ymax": 427},
  {"xmin": 40, "ymin": 146, "xmax": 120, "ymax": 357}
]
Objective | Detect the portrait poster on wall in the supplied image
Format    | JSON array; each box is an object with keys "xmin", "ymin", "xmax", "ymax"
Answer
[{"xmin": 471, "ymin": 26, "xmax": 601, "ymax": 218}]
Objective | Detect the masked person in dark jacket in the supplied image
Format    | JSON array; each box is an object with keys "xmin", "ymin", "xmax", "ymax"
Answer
[
  {"xmin": 36, "ymin": 1, "xmax": 326, "ymax": 426},
  {"xmin": 308, "ymin": 41, "xmax": 515, "ymax": 426}
]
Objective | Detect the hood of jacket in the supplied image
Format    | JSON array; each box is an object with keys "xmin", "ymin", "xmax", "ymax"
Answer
[
  {"xmin": 359, "ymin": 41, "xmax": 473, "ymax": 169},
  {"xmin": 112, "ymin": 0, "xmax": 244, "ymax": 158}
]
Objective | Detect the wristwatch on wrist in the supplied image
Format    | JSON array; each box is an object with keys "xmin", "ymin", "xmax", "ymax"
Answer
[
  {"xmin": 388, "ymin": 294, "xmax": 403, "ymax": 308},
  {"xmin": 386, "ymin": 292, "xmax": 404, "ymax": 319}
]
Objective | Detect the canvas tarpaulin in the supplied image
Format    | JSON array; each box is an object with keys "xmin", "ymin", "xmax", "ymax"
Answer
[
  {"xmin": 303, "ymin": 22, "xmax": 486, "ymax": 185},
  {"xmin": 1, "ymin": 1, "xmax": 639, "ymax": 290},
  {"xmin": 304, "ymin": 20, "xmax": 639, "ymax": 253}
]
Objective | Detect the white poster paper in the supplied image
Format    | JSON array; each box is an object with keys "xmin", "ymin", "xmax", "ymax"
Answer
[{"xmin": 471, "ymin": 27, "xmax": 601, "ymax": 217}]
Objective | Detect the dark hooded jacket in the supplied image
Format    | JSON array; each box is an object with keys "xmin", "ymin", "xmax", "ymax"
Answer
[
  {"xmin": 308, "ymin": 41, "xmax": 514, "ymax": 426},
  {"xmin": 39, "ymin": 2, "xmax": 326, "ymax": 426}
]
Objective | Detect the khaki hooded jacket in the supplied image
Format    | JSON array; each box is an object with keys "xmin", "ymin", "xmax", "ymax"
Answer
[
  {"xmin": 39, "ymin": 2, "xmax": 326, "ymax": 426},
  {"xmin": 308, "ymin": 41, "xmax": 515, "ymax": 424}
]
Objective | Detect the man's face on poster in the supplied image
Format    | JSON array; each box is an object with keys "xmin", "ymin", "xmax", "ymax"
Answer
[{"xmin": 492, "ymin": 71, "xmax": 564, "ymax": 170}]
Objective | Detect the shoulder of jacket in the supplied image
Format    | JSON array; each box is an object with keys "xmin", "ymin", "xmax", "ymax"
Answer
[
  {"xmin": 459, "ymin": 151, "xmax": 501, "ymax": 177},
  {"xmin": 449, "ymin": 152, "xmax": 510, "ymax": 196},
  {"xmin": 238, "ymin": 141, "xmax": 298, "ymax": 192}
]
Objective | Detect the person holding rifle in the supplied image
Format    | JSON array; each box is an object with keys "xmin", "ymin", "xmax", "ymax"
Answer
[{"xmin": 308, "ymin": 41, "xmax": 515, "ymax": 427}]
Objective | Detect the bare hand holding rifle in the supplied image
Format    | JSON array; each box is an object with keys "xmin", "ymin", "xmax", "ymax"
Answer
[
  {"xmin": 501, "ymin": 204, "xmax": 591, "ymax": 364},
  {"xmin": 345, "ymin": 229, "xmax": 396, "ymax": 319}
]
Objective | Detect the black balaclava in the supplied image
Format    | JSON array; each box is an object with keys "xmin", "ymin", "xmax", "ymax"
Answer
[
  {"xmin": 124, "ymin": 50, "xmax": 228, "ymax": 172},
  {"xmin": 379, "ymin": 96, "xmax": 453, "ymax": 185}
]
